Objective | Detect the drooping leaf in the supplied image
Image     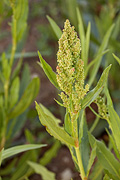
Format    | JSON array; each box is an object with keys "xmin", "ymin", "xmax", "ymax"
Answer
[
  {"xmin": 28, "ymin": 161, "xmax": 56, "ymax": 180},
  {"xmin": 47, "ymin": 15, "xmax": 62, "ymax": 40},
  {"xmin": 2, "ymin": 144, "xmax": 46, "ymax": 161},
  {"xmin": 38, "ymin": 51, "xmax": 60, "ymax": 90},
  {"xmin": 8, "ymin": 77, "xmax": 40, "ymax": 120},
  {"xmin": 81, "ymin": 65, "xmax": 111, "ymax": 109},
  {"xmin": 35, "ymin": 102, "xmax": 75, "ymax": 147}
]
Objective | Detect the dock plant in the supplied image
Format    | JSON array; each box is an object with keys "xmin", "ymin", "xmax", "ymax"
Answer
[{"xmin": 36, "ymin": 19, "xmax": 120, "ymax": 179}]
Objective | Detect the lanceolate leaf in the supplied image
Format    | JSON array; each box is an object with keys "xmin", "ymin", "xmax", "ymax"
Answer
[
  {"xmin": 88, "ymin": 24, "xmax": 114, "ymax": 87},
  {"xmin": 112, "ymin": 53, "xmax": 120, "ymax": 65},
  {"xmin": 79, "ymin": 113, "xmax": 90, "ymax": 175},
  {"xmin": 103, "ymin": 174, "xmax": 111, "ymax": 180},
  {"xmin": 8, "ymin": 77, "xmax": 40, "ymax": 120},
  {"xmin": 105, "ymin": 88, "xmax": 120, "ymax": 152},
  {"xmin": 47, "ymin": 16, "xmax": 62, "ymax": 40},
  {"xmin": 87, "ymin": 143, "xmax": 96, "ymax": 177},
  {"xmin": 81, "ymin": 65, "xmax": 111, "ymax": 109},
  {"xmin": 35, "ymin": 102, "xmax": 75, "ymax": 147},
  {"xmin": 28, "ymin": 161, "xmax": 55, "ymax": 180},
  {"xmin": 89, "ymin": 133, "xmax": 120, "ymax": 180},
  {"xmin": 108, "ymin": 106, "xmax": 120, "ymax": 152},
  {"xmin": 89, "ymin": 161, "xmax": 103, "ymax": 180},
  {"xmin": 9, "ymin": 76, "xmax": 20, "ymax": 110},
  {"xmin": 38, "ymin": 51, "xmax": 60, "ymax": 90},
  {"xmin": 2, "ymin": 144, "xmax": 46, "ymax": 161}
]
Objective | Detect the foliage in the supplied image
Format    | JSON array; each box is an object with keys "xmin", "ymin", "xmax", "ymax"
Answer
[
  {"xmin": 0, "ymin": 1, "xmax": 46, "ymax": 179},
  {"xmin": 36, "ymin": 11, "xmax": 120, "ymax": 179}
]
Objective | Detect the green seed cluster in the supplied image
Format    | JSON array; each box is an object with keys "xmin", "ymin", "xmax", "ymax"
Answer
[
  {"xmin": 56, "ymin": 19, "xmax": 89, "ymax": 116},
  {"xmin": 95, "ymin": 96, "xmax": 109, "ymax": 120}
]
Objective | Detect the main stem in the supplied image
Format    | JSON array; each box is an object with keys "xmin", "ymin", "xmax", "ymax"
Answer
[
  {"xmin": 75, "ymin": 145, "xmax": 86, "ymax": 179},
  {"xmin": 72, "ymin": 113, "xmax": 86, "ymax": 180}
]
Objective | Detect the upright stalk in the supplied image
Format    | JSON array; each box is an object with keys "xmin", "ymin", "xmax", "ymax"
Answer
[
  {"xmin": 10, "ymin": 5, "xmax": 17, "ymax": 68},
  {"xmin": 75, "ymin": 146, "xmax": 86, "ymax": 179},
  {"xmin": 73, "ymin": 114, "xmax": 86, "ymax": 180}
]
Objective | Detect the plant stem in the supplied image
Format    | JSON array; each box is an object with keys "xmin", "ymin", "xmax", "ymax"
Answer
[
  {"xmin": 71, "ymin": 113, "xmax": 87, "ymax": 180},
  {"xmin": 75, "ymin": 144, "xmax": 86, "ymax": 180},
  {"xmin": 89, "ymin": 116, "xmax": 99, "ymax": 133},
  {"xmin": 10, "ymin": 15, "xmax": 17, "ymax": 68}
]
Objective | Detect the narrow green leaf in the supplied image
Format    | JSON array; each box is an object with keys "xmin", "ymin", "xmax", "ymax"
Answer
[
  {"xmin": 112, "ymin": 53, "xmax": 120, "ymax": 65},
  {"xmin": 81, "ymin": 65, "xmax": 111, "ymax": 109},
  {"xmin": 28, "ymin": 161, "xmax": 56, "ymax": 180},
  {"xmin": 85, "ymin": 49, "xmax": 109, "ymax": 78},
  {"xmin": 65, "ymin": 0, "xmax": 77, "ymax": 28},
  {"xmin": 85, "ymin": 22, "xmax": 91, "ymax": 68},
  {"xmin": 54, "ymin": 98, "xmax": 64, "ymax": 107},
  {"xmin": 87, "ymin": 143, "xmax": 96, "ymax": 177},
  {"xmin": 0, "ymin": 158, "xmax": 17, "ymax": 176},
  {"xmin": 14, "ymin": 0, "xmax": 28, "ymax": 42},
  {"xmin": 79, "ymin": 112, "xmax": 90, "ymax": 175},
  {"xmin": 8, "ymin": 77, "xmax": 40, "ymax": 120},
  {"xmin": 35, "ymin": 102, "xmax": 75, "ymax": 147},
  {"xmin": 10, "ymin": 151, "xmax": 32, "ymax": 180},
  {"xmin": 39, "ymin": 104, "xmax": 61, "ymax": 125},
  {"xmin": 9, "ymin": 76, "xmax": 20, "ymax": 110},
  {"xmin": 106, "ymin": 129, "xmax": 120, "ymax": 160},
  {"xmin": 103, "ymin": 174, "xmax": 111, "ymax": 180},
  {"xmin": 47, "ymin": 15, "xmax": 62, "ymax": 40},
  {"xmin": 25, "ymin": 129, "xmax": 38, "ymax": 161},
  {"xmin": 88, "ymin": 24, "xmax": 114, "ymax": 87},
  {"xmin": 76, "ymin": 8, "xmax": 85, "ymax": 61},
  {"xmin": 89, "ymin": 161, "xmax": 103, "ymax": 180},
  {"xmin": 108, "ymin": 105, "xmax": 120, "ymax": 152},
  {"xmin": 0, "ymin": 149, "xmax": 3, "ymax": 166},
  {"xmin": 38, "ymin": 51, "xmax": 60, "ymax": 90},
  {"xmin": 11, "ymin": 59, "xmax": 23, "ymax": 81},
  {"xmin": 40, "ymin": 140, "xmax": 61, "ymax": 166},
  {"xmin": 64, "ymin": 110, "xmax": 72, "ymax": 135},
  {"xmin": 89, "ymin": 133, "xmax": 120, "ymax": 180},
  {"xmin": 1, "ymin": 53, "xmax": 11, "ymax": 80},
  {"xmin": 2, "ymin": 144, "xmax": 46, "ymax": 161}
]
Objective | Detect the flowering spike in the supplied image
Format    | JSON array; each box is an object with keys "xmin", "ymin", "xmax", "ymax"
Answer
[{"xmin": 56, "ymin": 19, "xmax": 89, "ymax": 115}]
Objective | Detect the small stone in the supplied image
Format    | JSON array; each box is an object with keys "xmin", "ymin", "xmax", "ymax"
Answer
[{"xmin": 61, "ymin": 168, "xmax": 73, "ymax": 180}]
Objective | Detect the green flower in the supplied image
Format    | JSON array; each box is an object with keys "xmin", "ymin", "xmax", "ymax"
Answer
[
  {"xmin": 56, "ymin": 19, "xmax": 89, "ymax": 115},
  {"xmin": 95, "ymin": 95, "xmax": 109, "ymax": 120}
]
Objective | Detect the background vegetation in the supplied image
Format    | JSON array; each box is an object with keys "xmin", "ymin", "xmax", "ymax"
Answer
[{"xmin": 0, "ymin": 0, "xmax": 120, "ymax": 179}]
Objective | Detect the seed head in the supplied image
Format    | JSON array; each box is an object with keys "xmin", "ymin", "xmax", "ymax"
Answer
[{"xmin": 56, "ymin": 19, "xmax": 89, "ymax": 115}]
